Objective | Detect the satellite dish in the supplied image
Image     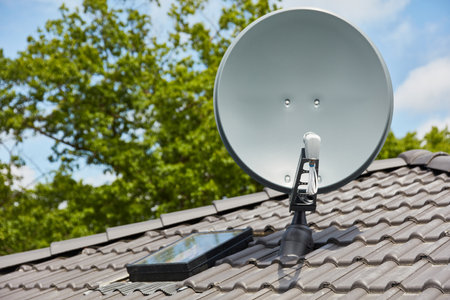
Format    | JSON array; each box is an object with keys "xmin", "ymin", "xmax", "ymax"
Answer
[{"xmin": 214, "ymin": 8, "xmax": 393, "ymax": 194}]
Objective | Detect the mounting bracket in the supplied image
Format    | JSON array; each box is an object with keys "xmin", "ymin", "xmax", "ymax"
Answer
[
  {"xmin": 289, "ymin": 148, "xmax": 319, "ymax": 212},
  {"xmin": 279, "ymin": 145, "xmax": 319, "ymax": 258}
]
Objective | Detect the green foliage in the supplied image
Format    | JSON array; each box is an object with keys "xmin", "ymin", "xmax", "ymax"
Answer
[
  {"xmin": 0, "ymin": 175, "xmax": 94, "ymax": 253},
  {"xmin": 377, "ymin": 127, "xmax": 449, "ymax": 159},
  {"xmin": 0, "ymin": 0, "xmax": 278, "ymax": 255},
  {"xmin": 0, "ymin": 0, "xmax": 447, "ymax": 255},
  {"xmin": 423, "ymin": 126, "xmax": 450, "ymax": 153},
  {"xmin": 377, "ymin": 131, "xmax": 421, "ymax": 159}
]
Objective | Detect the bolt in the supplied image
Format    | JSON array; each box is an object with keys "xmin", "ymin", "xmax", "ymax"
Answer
[{"xmin": 314, "ymin": 99, "xmax": 320, "ymax": 108}]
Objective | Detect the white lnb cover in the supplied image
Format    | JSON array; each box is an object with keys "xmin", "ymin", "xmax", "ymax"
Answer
[
  {"xmin": 214, "ymin": 8, "xmax": 393, "ymax": 193},
  {"xmin": 303, "ymin": 132, "xmax": 321, "ymax": 159}
]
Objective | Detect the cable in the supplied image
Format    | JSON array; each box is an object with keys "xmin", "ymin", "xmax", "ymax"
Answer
[{"xmin": 307, "ymin": 161, "xmax": 318, "ymax": 196}]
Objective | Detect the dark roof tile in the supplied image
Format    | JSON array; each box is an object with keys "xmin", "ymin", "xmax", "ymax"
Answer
[
  {"xmin": 0, "ymin": 287, "xmax": 82, "ymax": 300},
  {"xmin": 213, "ymin": 192, "xmax": 269, "ymax": 212},
  {"xmin": 50, "ymin": 233, "xmax": 108, "ymax": 255},
  {"xmin": 399, "ymin": 150, "xmax": 450, "ymax": 173},
  {"xmin": 429, "ymin": 155, "xmax": 450, "ymax": 172},
  {"xmin": 97, "ymin": 281, "xmax": 178, "ymax": 296},
  {"xmin": 106, "ymin": 219, "xmax": 163, "ymax": 240},
  {"xmin": 1, "ymin": 151, "xmax": 449, "ymax": 299},
  {"xmin": 399, "ymin": 149, "xmax": 432, "ymax": 164},
  {"xmin": 183, "ymin": 263, "xmax": 236, "ymax": 292},
  {"xmin": 411, "ymin": 151, "xmax": 448, "ymax": 166},
  {"xmin": 160, "ymin": 205, "xmax": 217, "ymax": 227},
  {"xmin": 356, "ymin": 219, "xmax": 450, "ymax": 244},
  {"xmin": 392, "ymin": 166, "xmax": 416, "ymax": 176},
  {"xmin": 100, "ymin": 233, "xmax": 180, "ymax": 255},
  {"xmin": 403, "ymin": 263, "xmax": 450, "ymax": 293},
  {"xmin": 365, "ymin": 157, "xmax": 406, "ymax": 172},
  {"xmin": 252, "ymin": 230, "xmax": 283, "ymax": 247},
  {"xmin": 216, "ymin": 243, "xmax": 278, "ymax": 267},
  {"xmin": 228, "ymin": 229, "xmax": 450, "ymax": 270},
  {"xmin": 263, "ymin": 187, "xmax": 286, "ymax": 199},
  {"xmin": 184, "ymin": 260, "xmax": 450, "ymax": 294},
  {"xmin": 339, "ymin": 176, "xmax": 377, "ymax": 192},
  {"xmin": 0, "ymin": 247, "xmax": 51, "ymax": 270}
]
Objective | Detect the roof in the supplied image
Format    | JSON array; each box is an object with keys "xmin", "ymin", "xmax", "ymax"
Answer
[{"xmin": 0, "ymin": 149, "xmax": 449, "ymax": 299}]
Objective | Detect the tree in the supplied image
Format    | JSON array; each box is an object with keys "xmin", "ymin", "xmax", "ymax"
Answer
[
  {"xmin": 377, "ymin": 127, "xmax": 449, "ymax": 160},
  {"xmin": 0, "ymin": 0, "xmax": 448, "ymax": 255},
  {"xmin": 423, "ymin": 126, "xmax": 450, "ymax": 153},
  {"xmin": 0, "ymin": 0, "xmax": 278, "ymax": 254},
  {"xmin": 377, "ymin": 131, "xmax": 421, "ymax": 159}
]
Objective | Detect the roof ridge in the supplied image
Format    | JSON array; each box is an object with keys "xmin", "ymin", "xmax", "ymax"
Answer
[
  {"xmin": 365, "ymin": 150, "xmax": 449, "ymax": 174},
  {"xmin": 398, "ymin": 150, "xmax": 449, "ymax": 172},
  {"xmin": 0, "ymin": 149, "xmax": 447, "ymax": 270},
  {"xmin": 0, "ymin": 189, "xmax": 273, "ymax": 270}
]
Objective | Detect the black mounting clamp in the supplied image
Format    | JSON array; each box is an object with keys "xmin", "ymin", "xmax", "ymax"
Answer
[
  {"xmin": 279, "ymin": 132, "xmax": 320, "ymax": 259},
  {"xmin": 289, "ymin": 148, "xmax": 319, "ymax": 212}
]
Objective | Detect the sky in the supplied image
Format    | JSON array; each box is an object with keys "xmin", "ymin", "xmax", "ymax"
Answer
[{"xmin": 0, "ymin": 0, "xmax": 449, "ymax": 188}]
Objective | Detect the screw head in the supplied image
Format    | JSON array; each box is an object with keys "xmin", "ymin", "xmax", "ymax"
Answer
[{"xmin": 314, "ymin": 99, "xmax": 320, "ymax": 108}]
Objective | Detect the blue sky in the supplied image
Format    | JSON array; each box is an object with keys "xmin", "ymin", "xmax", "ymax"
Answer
[{"xmin": 0, "ymin": 0, "xmax": 449, "ymax": 187}]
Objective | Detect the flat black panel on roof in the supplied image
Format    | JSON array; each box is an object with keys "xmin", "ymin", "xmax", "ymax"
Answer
[{"xmin": 126, "ymin": 228, "xmax": 253, "ymax": 281}]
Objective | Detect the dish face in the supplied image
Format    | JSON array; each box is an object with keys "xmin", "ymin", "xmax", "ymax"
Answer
[{"xmin": 214, "ymin": 8, "xmax": 393, "ymax": 193}]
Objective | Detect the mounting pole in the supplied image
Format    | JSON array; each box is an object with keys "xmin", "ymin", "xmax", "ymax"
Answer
[{"xmin": 279, "ymin": 133, "xmax": 320, "ymax": 258}]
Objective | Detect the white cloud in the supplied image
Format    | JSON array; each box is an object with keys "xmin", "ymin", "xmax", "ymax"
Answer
[
  {"xmin": 82, "ymin": 172, "xmax": 117, "ymax": 187},
  {"xmin": 281, "ymin": 0, "xmax": 410, "ymax": 26},
  {"xmin": 395, "ymin": 57, "xmax": 450, "ymax": 112},
  {"xmin": 425, "ymin": 22, "xmax": 439, "ymax": 35},
  {"xmin": 10, "ymin": 165, "xmax": 37, "ymax": 190},
  {"xmin": 386, "ymin": 21, "xmax": 414, "ymax": 51},
  {"xmin": 416, "ymin": 116, "xmax": 450, "ymax": 139},
  {"xmin": 34, "ymin": 0, "xmax": 82, "ymax": 11},
  {"xmin": 426, "ymin": 35, "xmax": 450, "ymax": 61},
  {"xmin": 58, "ymin": 200, "xmax": 68, "ymax": 210}
]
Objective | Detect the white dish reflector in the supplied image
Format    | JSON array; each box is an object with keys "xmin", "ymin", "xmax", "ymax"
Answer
[{"xmin": 214, "ymin": 8, "xmax": 393, "ymax": 193}]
